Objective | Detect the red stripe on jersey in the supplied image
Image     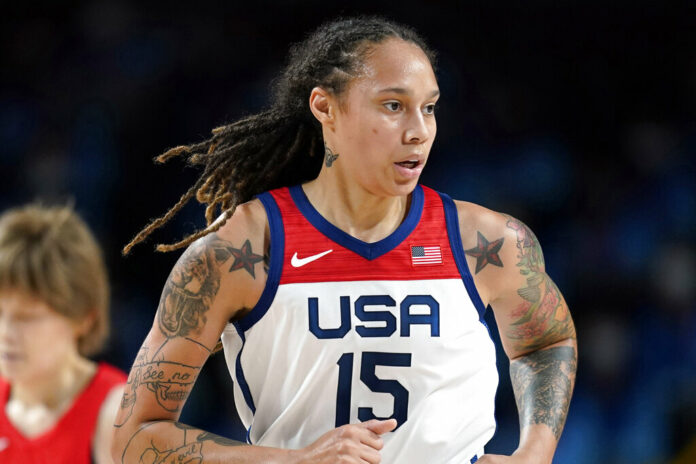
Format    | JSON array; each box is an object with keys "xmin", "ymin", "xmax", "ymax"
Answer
[{"xmin": 270, "ymin": 186, "xmax": 460, "ymax": 284}]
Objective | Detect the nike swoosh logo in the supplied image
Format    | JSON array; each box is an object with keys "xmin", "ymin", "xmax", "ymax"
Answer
[{"xmin": 291, "ymin": 249, "xmax": 333, "ymax": 268}]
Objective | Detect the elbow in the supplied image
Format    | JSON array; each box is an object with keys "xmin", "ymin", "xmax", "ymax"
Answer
[
  {"xmin": 111, "ymin": 419, "xmax": 162, "ymax": 463},
  {"xmin": 111, "ymin": 424, "xmax": 132, "ymax": 463},
  {"xmin": 110, "ymin": 427, "xmax": 123, "ymax": 464}
]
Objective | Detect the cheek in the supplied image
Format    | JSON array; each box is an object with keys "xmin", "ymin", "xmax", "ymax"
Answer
[
  {"xmin": 28, "ymin": 320, "xmax": 78, "ymax": 361},
  {"xmin": 361, "ymin": 117, "xmax": 399, "ymax": 151},
  {"xmin": 0, "ymin": 321, "xmax": 75, "ymax": 381}
]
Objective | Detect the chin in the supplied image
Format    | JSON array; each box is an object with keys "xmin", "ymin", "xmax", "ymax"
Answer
[
  {"xmin": 0, "ymin": 358, "xmax": 57, "ymax": 384},
  {"xmin": 0, "ymin": 363, "xmax": 23, "ymax": 382},
  {"xmin": 392, "ymin": 179, "xmax": 420, "ymax": 196}
]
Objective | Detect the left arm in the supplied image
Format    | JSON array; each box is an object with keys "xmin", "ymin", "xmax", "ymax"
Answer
[{"xmin": 459, "ymin": 206, "xmax": 577, "ymax": 463}]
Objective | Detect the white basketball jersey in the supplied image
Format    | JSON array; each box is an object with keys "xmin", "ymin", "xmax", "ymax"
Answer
[{"xmin": 221, "ymin": 185, "xmax": 498, "ymax": 463}]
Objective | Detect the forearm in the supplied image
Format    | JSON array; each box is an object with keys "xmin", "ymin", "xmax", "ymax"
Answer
[
  {"xmin": 509, "ymin": 340, "xmax": 577, "ymax": 463},
  {"xmin": 113, "ymin": 419, "xmax": 293, "ymax": 464}
]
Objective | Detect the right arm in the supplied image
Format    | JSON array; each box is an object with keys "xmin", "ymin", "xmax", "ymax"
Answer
[{"xmin": 112, "ymin": 203, "xmax": 394, "ymax": 464}]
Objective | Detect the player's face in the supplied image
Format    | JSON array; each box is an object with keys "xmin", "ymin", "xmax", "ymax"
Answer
[
  {"xmin": 332, "ymin": 38, "xmax": 439, "ymax": 197},
  {"xmin": 0, "ymin": 289, "xmax": 81, "ymax": 383}
]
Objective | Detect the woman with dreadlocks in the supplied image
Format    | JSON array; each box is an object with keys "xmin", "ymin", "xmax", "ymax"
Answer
[{"xmin": 113, "ymin": 17, "xmax": 576, "ymax": 464}]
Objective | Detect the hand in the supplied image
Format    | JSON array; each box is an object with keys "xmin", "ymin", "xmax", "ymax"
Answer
[{"xmin": 290, "ymin": 419, "xmax": 397, "ymax": 464}]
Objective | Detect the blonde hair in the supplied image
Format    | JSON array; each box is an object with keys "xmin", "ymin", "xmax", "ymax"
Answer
[{"xmin": 0, "ymin": 204, "xmax": 110, "ymax": 356}]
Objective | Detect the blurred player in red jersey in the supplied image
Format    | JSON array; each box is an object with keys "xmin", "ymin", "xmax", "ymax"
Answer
[{"xmin": 0, "ymin": 204, "xmax": 126, "ymax": 463}]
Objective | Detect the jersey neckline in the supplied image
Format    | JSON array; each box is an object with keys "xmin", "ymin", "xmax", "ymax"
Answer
[
  {"xmin": 0, "ymin": 362, "xmax": 104, "ymax": 444},
  {"xmin": 288, "ymin": 184, "xmax": 424, "ymax": 261}
]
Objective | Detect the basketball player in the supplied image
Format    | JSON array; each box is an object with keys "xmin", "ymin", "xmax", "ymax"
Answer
[
  {"xmin": 0, "ymin": 204, "xmax": 126, "ymax": 463},
  {"xmin": 113, "ymin": 17, "xmax": 577, "ymax": 464}
]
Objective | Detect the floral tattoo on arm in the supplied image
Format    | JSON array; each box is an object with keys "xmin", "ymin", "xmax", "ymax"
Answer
[
  {"xmin": 504, "ymin": 215, "xmax": 577, "ymax": 441},
  {"xmin": 505, "ymin": 216, "xmax": 574, "ymax": 351}
]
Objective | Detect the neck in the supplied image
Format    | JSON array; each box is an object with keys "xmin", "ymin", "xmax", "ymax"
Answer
[
  {"xmin": 10, "ymin": 354, "xmax": 95, "ymax": 410},
  {"xmin": 303, "ymin": 171, "xmax": 412, "ymax": 243}
]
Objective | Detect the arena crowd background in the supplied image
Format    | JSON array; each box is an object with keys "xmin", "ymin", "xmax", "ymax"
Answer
[{"xmin": 1, "ymin": 1, "xmax": 694, "ymax": 462}]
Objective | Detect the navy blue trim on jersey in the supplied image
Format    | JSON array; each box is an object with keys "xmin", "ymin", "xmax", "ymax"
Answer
[
  {"xmin": 439, "ymin": 192, "xmax": 488, "ymax": 321},
  {"xmin": 232, "ymin": 322, "xmax": 257, "ymax": 414},
  {"xmin": 288, "ymin": 184, "xmax": 424, "ymax": 261},
  {"xmin": 234, "ymin": 192, "xmax": 285, "ymax": 332}
]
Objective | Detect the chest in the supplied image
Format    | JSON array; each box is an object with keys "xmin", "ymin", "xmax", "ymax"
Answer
[{"xmin": 5, "ymin": 400, "xmax": 64, "ymax": 438}]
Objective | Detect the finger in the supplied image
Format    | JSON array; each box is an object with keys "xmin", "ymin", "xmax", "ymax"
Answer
[
  {"xmin": 358, "ymin": 429, "xmax": 384, "ymax": 450},
  {"xmin": 363, "ymin": 418, "xmax": 397, "ymax": 435},
  {"xmin": 359, "ymin": 447, "xmax": 382, "ymax": 464}
]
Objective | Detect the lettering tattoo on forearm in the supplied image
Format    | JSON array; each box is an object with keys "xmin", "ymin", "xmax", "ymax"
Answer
[
  {"xmin": 324, "ymin": 143, "xmax": 339, "ymax": 167},
  {"xmin": 122, "ymin": 421, "xmax": 245, "ymax": 464},
  {"xmin": 510, "ymin": 346, "xmax": 577, "ymax": 440},
  {"xmin": 505, "ymin": 215, "xmax": 575, "ymax": 351},
  {"xmin": 140, "ymin": 437, "xmax": 203, "ymax": 464},
  {"xmin": 115, "ymin": 343, "xmax": 201, "ymax": 427}
]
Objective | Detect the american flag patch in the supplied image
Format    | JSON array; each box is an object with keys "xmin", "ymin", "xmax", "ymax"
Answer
[{"xmin": 411, "ymin": 245, "xmax": 442, "ymax": 265}]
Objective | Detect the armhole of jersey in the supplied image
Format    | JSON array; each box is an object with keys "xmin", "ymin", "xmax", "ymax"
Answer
[
  {"xmin": 439, "ymin": 192, "xmax": 488, "ymax": 322},
  {"xmin": 234, "ymin": 192, "xmax": 285, "ymax": 332}
]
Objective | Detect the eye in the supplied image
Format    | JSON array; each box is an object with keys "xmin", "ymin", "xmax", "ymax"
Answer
[
  {"xmin": 14, "ymin": 313, "xmax": 37, "ymax": 323},
  {"xmin": 423, "ymin": 103, "xmax": 437, "ymax": 115},
  {"xmin": 384, "ymin": 101, "xmax": 402, "ymax": 112}
]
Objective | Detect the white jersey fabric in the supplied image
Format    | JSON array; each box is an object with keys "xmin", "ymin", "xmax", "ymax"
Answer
[{"xmin": 221, "ymin": 185, "xmax": 498, "ymax": 463}]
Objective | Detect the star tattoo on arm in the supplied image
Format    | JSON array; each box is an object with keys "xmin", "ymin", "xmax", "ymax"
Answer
[
  {"xmin": 227, "ymin": 239, "xmax": 265, "ymax": 278},
  {"xmin": 465, "ymin": 231, "xmax": 504, "ymax": 273}
]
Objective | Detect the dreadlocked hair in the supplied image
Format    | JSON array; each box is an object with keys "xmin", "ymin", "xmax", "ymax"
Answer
[{"xmin": 123, "ymin": 16, "xmax": 436, "ymax": 255}]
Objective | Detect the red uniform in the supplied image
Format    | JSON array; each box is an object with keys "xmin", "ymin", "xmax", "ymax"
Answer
[{"xmin": 0, "ymin": 362, "xmax": 126, "ymax": 464}]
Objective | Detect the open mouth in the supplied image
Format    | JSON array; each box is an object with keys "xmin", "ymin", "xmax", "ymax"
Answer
[
  {"xmin": 395, "ymin": 160, "xmax": 419, "ymax": 169},
  {"xmin": 0, "ymin": 353, "xmax": 22, "ymax": 362}
]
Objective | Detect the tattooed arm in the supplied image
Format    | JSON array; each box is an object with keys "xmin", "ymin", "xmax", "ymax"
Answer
[
  {"xmin": 112, "ymin": 201, "xmax": 394, "ymax": 464},
  {"xmin": 111, "ymin": 201, "xmax": 273, "ymax": 463},
  {"xmin": 458, "ymin": 204, "xmax": 577, "ymax": 464}
]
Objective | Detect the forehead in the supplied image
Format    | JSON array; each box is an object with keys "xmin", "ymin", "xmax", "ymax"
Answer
[
  {"xmin": 352, "ymin": 39, "xmax": 437, "ymax": 94},
  {"xmin": 0, "ymin": 288, "xmax": 53, "ymax": 315}
]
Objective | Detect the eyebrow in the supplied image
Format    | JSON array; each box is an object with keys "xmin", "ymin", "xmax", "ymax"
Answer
[{"xmin": 377, "ymin": 88, "xmax": 440, "ymax": 98}]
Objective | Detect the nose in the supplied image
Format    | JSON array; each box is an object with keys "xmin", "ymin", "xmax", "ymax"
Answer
[{"xmin": 403, "ymin": 110, "xmax": 430, "ymax": 145}]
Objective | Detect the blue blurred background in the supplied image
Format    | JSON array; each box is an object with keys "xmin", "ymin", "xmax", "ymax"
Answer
[{"xmin": 1, "ymin": 1, "xmax": 695, "ymax": 462}]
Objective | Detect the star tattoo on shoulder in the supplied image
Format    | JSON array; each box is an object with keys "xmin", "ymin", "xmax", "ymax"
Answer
[
  {"xmin": 227, "ymin": 239, "xmax": 265, "ymax": 278},
  {"xmin": 465, "ymin": 231, "xmax": 504, "ymax": 274}
]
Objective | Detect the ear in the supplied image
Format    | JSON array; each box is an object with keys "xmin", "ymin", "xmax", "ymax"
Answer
[
  {"xmin": 74, "ymin": 309, "xmax": 96, "ymax": 338},
  {"xmin": 309, "ymin": 87, "xmax": 336, "ymax": 128}
]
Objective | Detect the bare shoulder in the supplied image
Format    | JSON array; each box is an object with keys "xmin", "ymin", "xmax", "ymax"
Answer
[
  {"xmin": 452, "ymin": 200, "xmax": 543, "ymax": 302},
  {"xmin": 215, "ymin": 197, "xmax": 269, "ymax": 240},
  {"xmin": 453, "ymin": 199, "xmax": 539, "ymax": 257},
  {"xmin": 452, "ymin": 200, "xmax": 508, "ymax": 241},
  {"xmin": 163, "ymin": 198, "xmax": 271, "ymax": 330}
]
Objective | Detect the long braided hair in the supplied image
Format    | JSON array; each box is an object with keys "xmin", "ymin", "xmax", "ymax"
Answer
[{"xmin": 123, "ymin": 16, "xmax": 436, "ymax": 255}]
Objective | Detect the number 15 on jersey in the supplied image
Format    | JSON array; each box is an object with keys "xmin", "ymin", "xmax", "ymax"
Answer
[{"xmin": 335, "ymin": 352, "xmax": 412, "ymax": 429}]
